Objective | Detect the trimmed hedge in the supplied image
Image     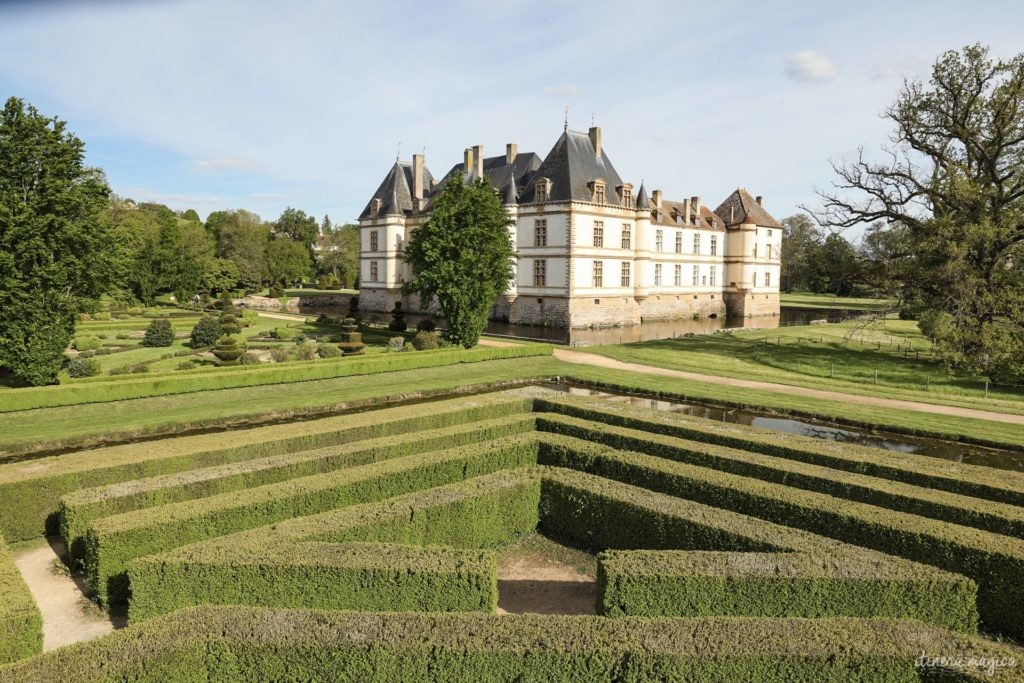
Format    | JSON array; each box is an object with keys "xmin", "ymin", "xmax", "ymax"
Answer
[
  {"xmin": 538, "ymin": 433, "xmax": 1024, "ymax": 639},
  {"xmin": 59, "ymin": 415, "xmax": 536, "ymax": 562},
  {"xmin": 83, "ymin": 434, "xmax": 539, "ymax": 604},
  {"xmin": 535, "ymin": 395, "xmax": 1024, "ymax": 507},
  {"xmin": 2, "ymin": 345, "xmax": 552, "ymax": 412},
  {"xmin": 0, "ymin": 534, "xmax": 42, "ymax": 665},
  {"xmin": 537, "ymin": 412, "xmax": 1024, "ymax": 538},
  {"xmin": 0, "ymin": 393, "xmax": 531, "ymax": 542},
  {"xmin": 3, "ymin": 607, "xmax": 1021, "ymax": 682},
  {"xmin": 127, "ymin": 472, "xmax": 540, "ymax": 621},
  {"xmin": 540, "ymin": 469, "xmax": 977, "ymax": 633}
]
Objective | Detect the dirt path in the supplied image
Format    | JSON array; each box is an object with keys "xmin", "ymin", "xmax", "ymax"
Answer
[
  {"xmin": 497, "ymin": 553, "xmax": 595, "ymax": 615},
  {"xmin": 14, "ymin": 539, "xmax": 123, "ymax": 651},
  {"xmin": 477, "ymin": 338, "xmax": 524, "ymax": 348},
  {"xmin": 553, "ymin": 348, "xmax": 1024, "ymax": 426},
  {"xmin": 256, "ymin": 311, "xmax": 307, "ymax": 322}
]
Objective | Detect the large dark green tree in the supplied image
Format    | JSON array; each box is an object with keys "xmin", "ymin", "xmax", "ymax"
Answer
[
  {"xmin": 275, "ymin": 207, "xmax": 319, "ymax": 263},
  {"xmin": 779, "ymin": 214, "xmax": 823, "ymax": 292},
  {"xmin": 814, "ymin": 45, "xmax": 1024, "ymax": 382},
  {"xmin": 265, "ymin": 236, "xmax": 312, "ymax": 286},
  {"xmin": 0, "ymin": 97, "xmax": 114, "ymax": 385},
  {"xmin": 317, "ymin": 222, "xmax": 360, "ymax": 288},
  {"xmin": 213, "ymin": 210, "xmax": 270, "ymax": 289},
  {"xmin": 403, "ymin": 175, "xmax": 515, "ymax": 347}
]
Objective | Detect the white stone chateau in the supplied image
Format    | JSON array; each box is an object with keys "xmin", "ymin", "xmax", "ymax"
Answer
[{"xmin": 358, "ymin": 126, "xmax": 781, "ymax": 328}]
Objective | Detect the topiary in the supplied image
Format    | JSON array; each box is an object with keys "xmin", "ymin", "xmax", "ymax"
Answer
[
  {"xmin": 416, "ymin": 318, "xmax": 436, "ymax": 332},
  {"xmin": 387, "ymin": 336, "xmax": 407, "ymax": 352},
  {"xmin": 295, "ymin": 341, "xmax": 318, "ymax": 360},
  {"xmin": 142, "ymin": 319, "xmax": 175, "ymax": 347},
  {"xmin": 336, "ymin": 318, "xmax": 365, "ymax": 356},
  {"xmin": 411, "ymin": 330, "xmax": 439, "ymax": 350},
  {"xmin": 176, "ymin": 361, "xmax": 197, "ymax": 371},
  {"xmin": 73, "ymin": 335, "xmax": 102, "ymax": 351},
  {"xmin": 271, "ymin": 327, "xmax": 296, "ymax": 340},
  {"xmin": 66, "ymin": 357, "xmax": 102, "ymax": 378},
  {"xmin": 219, "ymin": 303, "xmax": 242, "ymax": 336},
  {"xmin": 212, "ymin": 335, "xmax": 244, "ymax": 366},
  {"xmin": 317, "ymin": 343, "xmax": 341, "ymax": 359},
  {"xmin": 269, "ymin": 285, "xmax": 285, "ymax": 298},
  {"xmin": 190, "ymin": 316, "xmax": 222, "ymax": 348},
  {"xmin": 389, "ymin": 302, "xmax": 408, "ymax": 332}
]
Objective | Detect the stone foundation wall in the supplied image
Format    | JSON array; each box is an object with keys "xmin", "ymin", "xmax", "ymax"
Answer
[
  {"xmin": 239, "ymin": 294, "xmax": 356, "ymax": 313},
  {"xmin": 567, "ymin": 296, "xmax": 641, "ymax": 329},
  {"xmin": 639, "ymin": 294, "xmax": 726, "ymax": 322},
  {"xmin": 724, "ymin": 291, "xmax": 780, "ymax": 318},
  {"xmin": 510, "ymin": 296, "xmax": 570, "ymax": 327}
]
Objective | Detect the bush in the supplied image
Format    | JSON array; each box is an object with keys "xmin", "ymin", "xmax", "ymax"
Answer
[
  {"xmin": 95, "ymin": 348, "xmax": 113, "ymax": 356},
  {"xmin": 317, "ymin": 343, "xmax": 341, "ymax": 359},
  {"xmin": 212, "ymin": 335, "xmax": 244, "ymax": 367},
  {"xmin": 176, "ymin": 361, "xmax": 197, "ymax": 371},
  {"xmin": 77, "ymin": 350, "xmax": 95, "ymax": 359},
  {"xmin": 269, "ymin": 285, "xmax": 285, "ymax": 298},
  {"xmin": 416, "ymin": 318, "xmax": 436, "ymax": 332},
  {"xmin": 115, "ymin": 333, "xmax": 131, "ymax": 340},
  {"xmin": 190, "ymin": 316, "xmax": 223, "ymax": 348},
  {"xmin": 388, "ymin": 336, "xmax": 406, "ymax": 352},
  {"xmin": 411, "ymin": 331, "xmax": 439, "ymax": 351},
  {"xmin": 91, "ymin": 312, "xmax": 111, "ymax": 321},
  {"xmin": 72, "ymin": 335, "xmax": 102, "ymax": 352},
  {"xmin": 271, "ymin": 327, "xmax": 296, "ymax": 340},
  {"xmin": 96, "ymin": 333, "xmax": 109, "ymax": 340},
  {"xmin": 240, "ymin": 352, "xmax": 261, "ymax": 365},
  {"xmin": 317, "ymin": 274, "xmax": 339, "ymax": 289},
  {"xmin": 270, "ymin": 347, "xmax": 292, "ymax": 363},
  {"xmin": 142, "ymin": 319, "xmax": 175, "ymax": 347},
  {"xmin": 295, "ymin": 341, "xmax": 318, "ymax": 361},
  {"xmin": 66, "ymin": 358, "xmax": 102, "ymax": 378},
  {"xmin": 0, "ymin": 532, "xmax": 43, "ymax": 664}
]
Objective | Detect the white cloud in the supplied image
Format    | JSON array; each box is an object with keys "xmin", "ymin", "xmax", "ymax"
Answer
[
  {"xmin": 542, "ymin": 84, "xmax": 582, "ymax": 97},
  {"xmin": 122, "ymin": 187, "xmax": 226, "ymax": 206},
  {"xmin": 191, "ymin": 157, "xmax": 257, "ymax": 172},
  {"xmin": 784, "ymin": 51, "xmax": 838, "ymax": 82}
]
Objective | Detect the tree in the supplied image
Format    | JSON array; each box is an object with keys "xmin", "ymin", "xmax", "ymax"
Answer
[
  {"xmin": 402, "ymin": 175, "xmax": 515, "ymax": 348},
  {"xmin": 857, "ymin": 221, "xmax": 912, "ymax": 304},
  {"xmin": 810, "ymin": 233, "xmax": 861, "ymax": 296},
  {"xmin": 142, "ymin": 318, "xmax": 175, "ymax": 347},
  {"xmin": 189, "ymin": 316, "xmax": 222, "ymax": 348},
  {"xmin": 320, "ymin": 214, "xmax": 332, "ymax": 236},
  {"xmin": 274, "ymin": 207, "xmax": 319, "ymax": 263},
  {"xmin": 181, "ymin": 208, "xmax": 201, "ymax": 222},
  {"xmin": 0, "ymin": 97, "xmax": 113, "ymax": 385},
  {"xmin": 214, "ymin": 210, "xmax": 269, "ymax": 289},
  {"xmin": 148, "ymin": 212, "xmax": 215, "ymax": 303},
  {"xmin": 779, "ymin": 214, "xmax": 823, "ymax": 292},
  {"xmin": 265, "ymin": 236, "xmax": 313, "ymax": 286},
  {"xmin": 317, "ymin": 223, "xmax": 360, "ymax": 288},
  {"xmin": 812, "ymin": 45, "xmax": 1024, "ymax": 382}
]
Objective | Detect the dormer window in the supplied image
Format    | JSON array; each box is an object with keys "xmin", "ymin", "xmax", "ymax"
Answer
[
  {"xmin": 618, "ymin": 184, "xmax": 633, "ymax": 208},
  {"xmin": 590, "ymin": 179, "xmax": 606, "ymax": 205},
  {"xmin": 370, "ymin": 198, "xmax": 382, "ymax": 216},
  {"xmin": 535, "ymin": 177, "xmax": 551, "ymax": 203}
]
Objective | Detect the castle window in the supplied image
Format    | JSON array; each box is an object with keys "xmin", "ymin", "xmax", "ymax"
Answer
[
  {"xmin": 370, "ymin": 260, "xmax": 379, "ymax": 282},
  {"xmin": 710, "ymin": 265, "xmax": 717, "ymax": 286},
  {"xmin": 710, "ymin": 235, "xmax": 718, "ymax": 256},
  {"xmin": 692, "ymin": 212, "xmax": 701, "ymax": 227},
  {"xmin": 370, "ymin": 230, "xmax": 379, "ymax": 252},
  {"xmin": 712, "ymin": 218, "xmax": 718, "ymax": 228},
  {"xmin": 674, "ymin": 264, "xmax": 682, "ymax": 286},
  {"xmin": 592, "ymin": 260, "xmax": 603, "ymax": 287},
  {"xmin": 534, "ymin": 219, "xmax": 547, "ymax": 247},
  {"xmin": 692, "ymin": 265, "xmax": 699, "ymax": 286},
  {"xmin": 654, "ymin": 263, "xmax": 662, "ymax": 287},
  {"xmin": 535, "ymin": 178, "xmax": 551, "ymax": 203},
  {"xmin": 766, "ymin": 244, "xmax": 773, "ymax": 260},
  {"xmin": 692, "ymin": 233, "xmax": 700, "ymax": 255},
  {"xmin": 533, "ymin": 259, "xmax": 547, "ymax": 287},
  {"xmin": 370, "ymin": 198, "xmax": 382, "ymax": 216},
  {"xmin": 675, "ymin": 231, "xmax": 683, "ymax": 254},
  {"xmin": 592, "ymin": 221, "xmax": 604, "ymax": 248},
  {"xmin": 765, "ymin": 271, "xmax": 772, "ymax": 287},
  {"xmin": 620, "ymin": 262, "xmax": 631, "ymax": 287},
  {"xmin": 594, "ymin": 183, "xmax": 605, "ymax": 204},
  {"xmin": 655, "ymin": 229, "xmax": 663, "ymax": 252},
  {"xmin": 620, "ymin": 185, "xmax": 633, "ymax": 208},
  {"xmin": 767, "ymin": 229, "xmax": 773, "ymax": 238},
  {"xmin": 621, "ymin": 223, "xmax": 631, "ymax": 250}
]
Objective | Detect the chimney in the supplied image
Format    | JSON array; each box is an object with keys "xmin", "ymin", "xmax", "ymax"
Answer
[
  {"xmin": 464, "ymin": 148, "xmax": 474, "ymax": 178},
  {"xmin": 683, "ymin": 197, "xmax": 691, "ymax": 223},
  {"xmin": 730, "ymin": 206, "xmax": 735, "ymax": 223},
  {"xmin": 506, "ymin": 143, "xmax": 517, "ymax": 165},
  {"xmin": 412, "ymin": 154, "xmax": 424, "ymax": 201},
  {"xmin": 691, "ymin": 196, "xmax": 701, "ymax": 219},
  {"xmin": 588, "ymin": 126, "xmax": 602, "ymax": 158},
  {"xmin": 652, "ymin": 189, "xmax": 663, "ymax": 209},
  {"xmin": 472, "ymin": 144, "xmax": 484, "ymax": 179},
  {"xmin": 755, "ymin": 195, "xmax": 763, "ymax": 206}
]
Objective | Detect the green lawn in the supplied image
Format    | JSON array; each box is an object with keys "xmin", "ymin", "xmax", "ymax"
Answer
[
  {"xmin": 780, "ymin": 292, "xmax": 894, "ymax": 311},
  {"xmin": 585, "ymin": 318, "xmax": 1024, "ymax": 416}
]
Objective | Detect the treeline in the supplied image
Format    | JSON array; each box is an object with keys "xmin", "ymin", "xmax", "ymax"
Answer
[{"xmin": 101, "ymin": 199, "xmax": 360, "ymax": 305}]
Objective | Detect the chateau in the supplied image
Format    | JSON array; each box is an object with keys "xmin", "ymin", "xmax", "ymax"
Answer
[{"xmin": 358, "ymin": 126, "xmax": 781, "ymax": 328}]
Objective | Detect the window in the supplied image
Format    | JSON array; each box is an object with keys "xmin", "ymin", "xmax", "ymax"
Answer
[
  {"xmin": 693, "ymin": 234, "xmax": 700, "ymax": 254},
  {"xmin": 621, "ymin": 186, "xmax": 633, "ymax": 208},
  {"xmin": 655, "ymin": 229, "xmax": 664, "ymax": 252},
  {"xmin": 702, "ymin": 275, "xmax": 707, "ymax": 286},
  {"xmin": 370, "ymin": 198, "xmax": 382, "ymax": 216},
  {"xmin": 533, "ymin": 259, "xmax": 547, "ymax": 287},
  {"xmin": 593, "ymin": 221, "xmax": 604, "ymax": 248},
  {"xmin": 710, "ymin": 235, "xmax": 718, "ymax": 256},
  {"xmin": 535, "ymin": 178, "xmax": 550, "ymax": 202},
  {"xmin": 675, "ymin": 231, "xmax": 683, "ymax": 253},
  {"xmin": 620, "ymin": 262, "xmax": 631, "ymax": 287},
  {"xmin": 534, "ymin": 219, "xmax": 547, "ymax": 247},
  {"xmin": 369, "ymin": 230, "xmax": 379, "ymax": 251},
  {"xmin": 692, "ymin": 265, "xmax": 699, "ymax": 286},
  {"xmin": 674, "ymin": 264, "xmax": 682, "ymax": 286},
  {"xmin": 767, "ymin": 229, "xmax": 773, "ymax": 238},
  {"xmin": 710, "ymin": 265, "xmax": 717, "ymax": 286},
  {"xmin": 370, "ymin": 260, "xmax": 379, "ymax": 282},
  {"xmin": 594, "ymin": 183, "xmax": 605, "ymax": 204},
  {"xmin": 692, "ymin": 212, "xmax": 701, "ymax": 227},
  {"xmin": 621, "ymin": 223, "xmax": 631, "ymax": 250},
  {"xmin": 765, "ymin": 272, "xmax": 772, "ymax": 287},
  {"xmin": 754, "ymin": 244, "xmax": 758, "ymax": 258},
  {"xmin": 592, "ymin": 260, "xmax": 603, "ymax": 287},
  {"xmin": 766, "ymin": 244, "xmax": 773, "ymax": 260},
  {"xmin": 654, "ymin": 263, "xmax": 663, "ymax": 286}
]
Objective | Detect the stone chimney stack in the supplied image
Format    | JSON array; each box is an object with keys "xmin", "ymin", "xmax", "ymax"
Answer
[
  {"xmin": 683, "ymin": 197, "xmax": 691, "ymax": 223},
  {"xmin": 691, "ymin": 196, "xmax": 701, "ymax": 218},
  {"xmin": 652, "ymin": 189, "xmax": 663, "ymax": 209},
  {"xmin": 755, "ymin": 195, "xmax": 763, "ymax": 206},
  {"xmin": 588, "ymin": 126, "xmax": 602, "ymax": 158},
  {"xmin": 472, "ymin": 145, "xmax": 484, "ymax": 179},
  {"xmin": 412, "ymin": 154, "xmax": 424, "ymax": 201},
  {"xmin": 464, "ymin": 148, "xmax": 474, "ymax": 178},
  {"xmin": 506, "ymin": 143, "xmax": 517, "ymax": 165}
]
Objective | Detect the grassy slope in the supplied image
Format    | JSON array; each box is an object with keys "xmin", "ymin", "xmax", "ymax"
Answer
[
  {"xmin": 584, "ymin": 319, "xmax": 1024, "ymax": 416},
  {"xmin": 779, "ymin": 292, "xmax": 893, "ymax": 311}
]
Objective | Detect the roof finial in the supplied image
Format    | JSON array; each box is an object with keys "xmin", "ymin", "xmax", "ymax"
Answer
[
  {"xmin": 591, "ymin": 111, "xmax": 596, "ymax": 126},
  {"xmin": 396, "ymin": 142, "xmax": 401, "ymax": 162},
  {"xmin": 564, "ymin": 104, "xmax": 570, "ymax": 132}
]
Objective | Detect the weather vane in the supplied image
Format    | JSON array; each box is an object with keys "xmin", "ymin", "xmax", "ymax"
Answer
[
  {"xmin": 564, "ymin": 105, "xmax": 570, "ymax": 132},
  {"xmin": 396, "ymin": 142, "xmax": 401, "ymax": 162}
]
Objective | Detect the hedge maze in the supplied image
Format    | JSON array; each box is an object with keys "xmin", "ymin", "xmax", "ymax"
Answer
[{"xmin": 1, "ymin": 387, "xmax": 1023, "ymax": 680}]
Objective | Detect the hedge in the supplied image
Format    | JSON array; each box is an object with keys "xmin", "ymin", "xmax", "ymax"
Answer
[
  {"xmin": 538, "ymin": 433, "xmax": 1024, "ymax": 639},
  {"xmin": 127, "ymin": 472, "xmax": 540, "ymax": 622},
  {"xmin": 0, "ymin": 392, "xmax": 532, "ymax": 542},
  {"xmin": 536, "ymin": 412, "xmax": 1024, "ymax": 538},
  {"xmin": 59, "ymin": 415, "xmax": 536, "ymax": 562},
  {"xmin": 82, "ymin": 434, "xmax": 539, "ymax": 605},
  {"xmin": 540, "ymin": 469, "xmax": 976, "ymax": 633},
  {"xmin": 0, "ymin": 534, "xmax": 42, "ymax": 665},
  {"xmin": 1, "ymin": 345, "xmax": 552, "ymax": 412},
  {"xmin": 535, "ymin": 395, "xmax": 1024, "ymax": 507},
  {"xmin": 2, "ymin": 607, "xmax": 1021, "ymax": 682}
]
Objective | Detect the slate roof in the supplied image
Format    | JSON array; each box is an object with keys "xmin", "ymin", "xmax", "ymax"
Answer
[
  {"xmin": 714, "ymin": 188, "xmax": 782, "ymax": 229},
  {"xmin": 652, "ymin": 199, "xmax": 725, "ymax": 231},
  {"xmin": 635, "ymin": 183, "xmax": 650, "ymax": 209},
  {"xmin": 517, "ymin": 129, "xmax": 626, "ymax": 204},
  {"xmin": 438, "ymin": 152, "xmax": 542, "ymax": 202},
  {"xmin": 358, "ymin": 161, "xmax": 436, "ymax": 219}
]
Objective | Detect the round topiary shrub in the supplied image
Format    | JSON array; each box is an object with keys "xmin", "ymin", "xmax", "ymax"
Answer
[
  {"xmin": 73, "ymin": 335, "xmax": 102, "ymax": 351},
  {"xmin": 411, "ymin": 330, "xmax": 439, "ymax": 350},
  {"xmin": 142, "ymin": 318, "xmax": 175, "ymax": 347},
  {"xmin": 190, "ymin": 316, "xmax": 223, "ymax": 348},
  {"xmin": 213, "ymin": 335, "xmax": 244, "ymax": 366},
  {"xmin": 317, "ymin": 343, "xmax": 341, "ymax": 359},
  {"xmin": 66, "ymin": 357, "xmax": 102, "ymax": 378},
  {"xmin": 271, "ymin": 327, "xmax": 296, "ymax": 340}
]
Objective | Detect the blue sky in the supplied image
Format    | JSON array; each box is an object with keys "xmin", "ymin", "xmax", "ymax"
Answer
[{"xmin": 1, "ymin": 0, "xmax": 1021, "ymax": 234}]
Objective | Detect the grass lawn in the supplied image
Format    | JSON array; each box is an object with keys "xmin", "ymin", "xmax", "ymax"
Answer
[
  {"xmin": 780, "ymin": 292, "xmax": 894, "ymax": 311},
  {"xmin": 585, "ymin": 318, "xmax": 1024, "ymax": 416}
]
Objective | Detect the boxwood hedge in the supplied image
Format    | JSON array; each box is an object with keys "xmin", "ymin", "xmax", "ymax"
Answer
[{"xmin": 0, "ymin": 534, "xmax": 42, "ymax": 665}]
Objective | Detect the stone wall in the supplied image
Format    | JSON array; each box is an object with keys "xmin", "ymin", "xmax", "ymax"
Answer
[
  {"xmin": 567, "ymin": 296, "xmax": 641, "ymax": 329},
  {"xmin": 239, "ymin": 294, "xmax": 355, "ymax": 313},
  {"xmin": 639, "ymin": 293, "xmax": 726, "ymax": 322},
  {"xmin": 510, "ymin": 296, "xmax": 570, "ymax": 327},
  {"xmin": 724, "ymin": 291, "xmax": 780, "ymax": 318}
]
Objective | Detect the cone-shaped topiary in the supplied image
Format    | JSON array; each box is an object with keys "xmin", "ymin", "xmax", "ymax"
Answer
[
  {"xmin": 212, "ymin": 335, "xmax": 244, "ymax": 366},
  {"xmin": 336, "ymin": 317, "xmax": 365, "ymax": 356},
  {"xmin": 388, "ymin": 301, "xmax": 407, "ymax": 332},
  {"xmin": 219, "ymin": 300, "xmax": 241, "ymax": 336}
]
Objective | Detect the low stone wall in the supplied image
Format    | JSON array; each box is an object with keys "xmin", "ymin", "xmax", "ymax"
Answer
[{"xmin": 238, "ymin": 294, "xmax": 355, "ymax": 313}]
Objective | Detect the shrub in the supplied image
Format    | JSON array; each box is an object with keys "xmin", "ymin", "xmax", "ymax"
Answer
[
  {"xmin": 142, "ymin": 319, "xmax": 175, "ymax": 347},
  {"xmin": 91, "ymin": 312, "xmax": 111, "ymax": 321},
  {"xmin": 115, "ymin": 333, "xmax": 131, "ymax": 340},
  {"xmin": 317, "ymin": 343, "xmax": 341, "ymax": 359},
  {"xmin": 213, "ymin": 336, "xmax": 244, "ymax": 367},
  {"xmin": 240, "ymin": 352, "xmax": 262, "ymax": 365},
  {"xmin": 77, "ymin": 350, "xmax": 95, "ymax": 359},
  {"xmin": 271, "ymin": 327, "xmax": 296, "ymax": 341},
  {"xmin": 411, "ymin": 331, "xmax": 439, "ymax": 350},
  {"xmin": 295, "ymin": 341, "xmax": 318, "ymax": 361},
  {"xmin": 270, "ymin": 347, "xmax": 292, "ymax": 363},
  {"xmin": 388, "ymin": 336, "xmax": 406, "ymax": 352},
  {"xmin": 66, "ymin": 358, "xmax": 102, "ymax": 378},
  {"xmin": 72, "ymin": 335, "xmax": 102, "ymax": 352},
  {"xmin": 131, "ymin": 364, "xmax": 151, "ymax": 374},
  {"xmin": 96, "ymin": 333, "xmax": 109, "ymax": 340},
  {"xmin": 95, "ymin": 348, "xmax": 113, "ymax": 356},
  {"xmin": 269, "ymin": 285, "xmax": 285, "ymax": 298},
  {"xmin": 0, "ymin": 532, "xmax": 43, "ymax": 664},
  {"xmin": 190, "ymin": 316, "xmax": 223, "ymax": 348},
  {"xmin": 241, "ymin": 310, "xmax": 259, "ymax": 327},
  {"xmin": 416, "ymin": 318, "xmax": 436, "ymax": 332},
  {"xmin": 176, "ymin": 361, "xmax": 197, "ymax": 371},
  {"xmin": 317, "ymin": 274, "xmax": 339, "ymax": 289}
]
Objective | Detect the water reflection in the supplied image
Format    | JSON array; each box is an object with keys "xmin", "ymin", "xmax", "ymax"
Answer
[{"xmin": 547, "ymin": 384, "xmax": 1024, "ymax": 472}]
